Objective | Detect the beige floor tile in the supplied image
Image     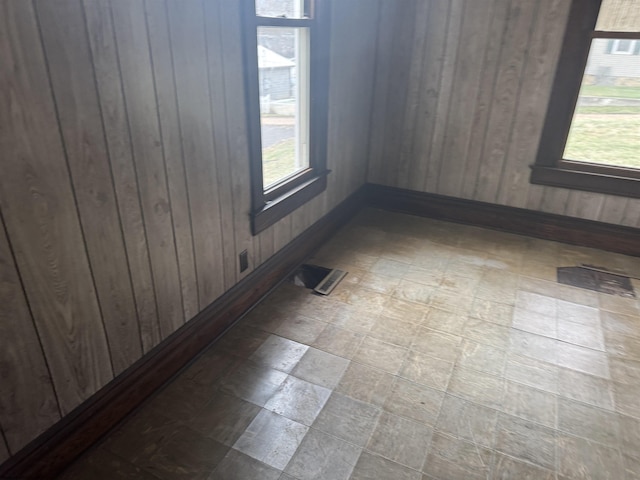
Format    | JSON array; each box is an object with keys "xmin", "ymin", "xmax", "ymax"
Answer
[
  {"xmin": 558, "ymin": 433, "xmax": 625, "ymax": 480},
  {"xmin": 423, "ymin": 432, "xmax": 493, "ymax": 480},
  {"xmin": 312, "ymin": 392, "xmax": 380, "ymax": 446},
  {"xmin": 456, "ymin": 339, "xmax": 506, "ymax": 376},
  {"xmin": 493, "ymin": 453, "xmax": 555, "ymax": 480},
  {"xmin": 446, "ymin": 367, "xmax": 504, "ymax": 409},
  {"xmin": 349, "ymin": 452, "xmax": 422, "ymax": 480},
  {"xmin": 291, "ymin": 347, "xmax": 350, "ymax": 389},
  {"xmin": 557, "ymin": 397, "xmax": 619, "ymax": 447},
  {"xmin": 399, "ymin": 350, "xmax": 454, "ymax": 391},
  {"xmin": 495, "ymin": 413, "xmax": 556, "ymax": 470},
  {"xmin": 422, "ymin": 308, "xmax": 468, "ymax": 335},
  {"xmin": 435, "ymin": 394, "xmax": 498, "ymax": 448},
  {"xmin": 411, "ymin": 328, "xmax": 462, "ymax": 363},
  {"xmin": 353, "ymin": 337, "xmax": 409, "ymax": 374},
  {"xmin": 366, "ymin": 411, "xmax": 432, "ymax": 470},
  {"xmin": 233, "ymin": 410, "xmax": 307, "ymax": 470},
  {"xmin": 383, "ymin": 378, "xmax": 444, "ymax": 426},
  {"xmin": 505, "ymin": 354, "xmax": 558, "ymax": 394},
  {"xmin": 311, "ymin": 323, "xmax": 364, "ymax": 359},
  {"xmin": 336, "ymin": 362, "xmax": 396, "ymax": 406},
  {"xmin": 557, "ymin": 367, "xmax": 615, "ymax": 411},
  {"xmin": 502, "ymin": 381, "xmax": 557, "ymax": 429}
]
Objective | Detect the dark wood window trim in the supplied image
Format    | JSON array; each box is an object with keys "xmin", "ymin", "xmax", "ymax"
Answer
[
  {"xmin": 242, "ymin": 0, "xmax": 331, "ymax": 235},
  {"xmin": 530, "ymin": 0, "xmax": 640, "ymax": 199}
]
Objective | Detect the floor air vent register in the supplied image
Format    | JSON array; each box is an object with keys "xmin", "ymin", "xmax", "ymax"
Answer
[
  {"xmin": 557, "ymin": 264, "xmax": 636, "ymax": 298},
  {"xmin": 290, "ymin": 264, "xmax": 347, "ymax": 295}
]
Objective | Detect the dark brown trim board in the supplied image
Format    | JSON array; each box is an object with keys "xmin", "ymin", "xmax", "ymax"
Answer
[
  {"xmin": 366, "ymin": 184, "xmax": 640, "ymax": 257},
  {"xmin": 0, "ymin": 187, "xmax": 365, "ymax": 480}
]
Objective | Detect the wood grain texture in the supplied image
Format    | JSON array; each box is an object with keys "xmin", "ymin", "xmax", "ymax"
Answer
[
  {"xmin": 409, "ymin": 0, "xmax": 449, "ymax": 193},
  {"xmin": 0, "ymin": 186, "xmax": 366, "ymax": 480},
  {"xmin": 144, "ymin": 0, "xmax": 200, "ymax": 320},
  {"xmin": 166, "ymin": 0, "xmax": 226, "ymax": 309},
  {"xmin": 437, "ymin": 0, "xmax": 495, "ymax": 197},
  {"xmin": 460, "ymin": 0, "xmax": 511, "ymax": 199},
  {"xmin": 424, "ymin": 0, "xmax": 463, "ymax": 193},
  {"xmin": 82, "ymin": 0, "xmax": 161, "ymax": 354},
  {"xmin": 218, "ymin": 0, "xmax": 255, "ymax": 281},
  {"xmin": 203, "ymin": 0, "xmax": 238, "ymax": 291},
  {"xmin": 110, "ymin": 0, "xmax": 185, "ymax": 339},
  {"xmin": 0, "ymin": 0, "xmax": 113, "ymax": 416},
  {"xmin": 0, "ymin": 215, "xmax": 60, "ymax": 453},
  {"xmin": 496, "ymin": 0, "xmax": 571, "ymax": 208},
  {"xmin": 366, "ymin": 0, "xmax": 395, "ymax": 186},
  {"xmin": 35, "ymin": 0, "xmax": 143, "ymax": 375},
  {"xmin": 368, "ymin": 0, "xmax": 640, "ymax": 227},
  {"xmin": 473, "ymin": 0, "xmax": 538, "ymax": 203},
  {"xmin": 0, "ymin": 0, "xmax": 378, "ymax": 465}
]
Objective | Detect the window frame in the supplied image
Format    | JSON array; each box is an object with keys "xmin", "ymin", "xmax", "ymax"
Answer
[
  {"xmin": 242, "ymin": 0, "xmax": 331, "ymax": 235},
  {"xmin": 530, "ymin": 0, "xmax": 640, "ymax": 199}
]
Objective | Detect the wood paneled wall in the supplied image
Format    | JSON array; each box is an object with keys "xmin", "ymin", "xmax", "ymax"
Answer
[
  {"xmin": 368, "ymin": 0, "xmax": 640, "ymax": 228},
  {"xmin": 0, "ymin": 0, "xmax": 378, "ymax": 459}
]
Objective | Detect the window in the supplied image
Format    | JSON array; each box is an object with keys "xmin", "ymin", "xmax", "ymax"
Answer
[
  {"xmin": 531, "ymin": 0, "xmax": 640, "ymax": 199},
  {"xmin": 242, "ymin": 0, "xmax": 331, "ymax": 234},
  {"xmin": 610, "ymin": 38, "xmax": 637, "ymax": 54}
]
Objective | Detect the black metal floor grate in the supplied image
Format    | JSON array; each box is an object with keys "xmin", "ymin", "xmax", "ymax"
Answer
[{"xmin": 557, "ymin": 266, "xmax": 636, "ymax": 298}]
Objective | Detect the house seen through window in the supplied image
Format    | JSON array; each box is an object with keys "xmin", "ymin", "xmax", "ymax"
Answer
[
  {"xmin": 531, "ymin": 0, "xmax": 640, "ymax": 198},
  {"xmin": 563, "ymin": 0, "xmax": 640, "ymax": 170},
  {"xmin": 243, "ymin": 0, "xmax": 330, "ymax": 234}
]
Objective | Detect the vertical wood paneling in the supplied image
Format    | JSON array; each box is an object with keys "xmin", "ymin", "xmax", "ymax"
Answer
[
  {"xmin": 370, "ymin": 0, "xmax": 637, "ymax": 227},
  {"xmin": 424, "ymin": 0, "xmax": 464, "ymax": 193},
  {"xmin": 473, "ymin": 0, "xmax": 538, "ymax": 203},
  {"xmin": 539, "ymin": 186, "xmax": 572, "ymax": 216},
  {"xmin": 566, "ymin": 192, "xmax": 606, "ymax": 221},
  {"xmin": 437, "ymin": 0, "xmax": 495, "ymax": 197},
  {"xmin": 166, "ymin": 0, "xmax": 226, "ymax": 309},
  {"xmin": 460, "ymin": 0, "xmax": 511, "ymax": 199},
  {"xmin": 599, "ymin": 196, "xmax": 628, "ymax": 225},
  {"xmin": 496, "ymin": 0, "xmax": 571, "ymax": 208},
  {"xmin": 0, "ymin": 215, "xmax": 60, "ymax": 453},
  {"xmin": 622, "ymin": 199, "xmax": 640, "ymax": 228},
  {"xmin": 367, "ymin": 1, "xmax": 395, "ymax": 186},
  {"xmin": 0, "ymin": 0, "xmax": 378, "ymax": 461},
  {"xmin": 396, "ymin": 1, "xmax": 430, "ymax": 189},
  {"xmin": 203, "ymin": 0, "xmax": 239, "ymax": 290},
  {"xmin": 82, "ymin": 0, "xmax": 161, "ymax": 353},
  {"xmin": 379, "ymin": 3, "xmax": 416, "ymax": 187},
  {"xmin": 408, "ymin": 0, "xmax": 448, "ymax": 193},
  {"xmin": 111, "ymin": 0, "xmax": 184, "ymax": 338},
  {"xmin": 0, "ymin": 0, "xmax": 113, "ymax": 415},
  {"xmin": 145, "ymin": 0, "xmax": 200, "ymax": 320},
  {"xmin": 35, "ymin": 0, "xmax": 142, "ymax": 375},
  {"xmin": 219, "ymin": 0, "xmax": 256, "ymax": 280}
]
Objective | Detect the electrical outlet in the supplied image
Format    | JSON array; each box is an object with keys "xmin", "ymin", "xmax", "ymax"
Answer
[{"xmin": 239, "ymin": 250, "xmax": 249, "ymax": 272}]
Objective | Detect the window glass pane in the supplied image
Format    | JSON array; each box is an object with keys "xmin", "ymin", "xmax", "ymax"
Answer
[
  {"xmin": 564, "ymin": 38, "xmax": 640, "ymax": 169},
  {"xmin": 257, "ymin": 26, "xmax": 310, "ymax": 189},
  {"xmin": 256, "ymin": 0, "xmax": 306, "ymax": 19},
  {"xmin": 597, "ymin": 0, "xmax": 640, "ymax": 32}
]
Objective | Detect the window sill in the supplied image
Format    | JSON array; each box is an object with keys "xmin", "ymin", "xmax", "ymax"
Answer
[
  {"xmin": 251, "ymin": 171, "xmax": 329, "ymax": 235},
  {"xmin": 530, "ymin": 162, "xmax": 640, "ymax": 199}
]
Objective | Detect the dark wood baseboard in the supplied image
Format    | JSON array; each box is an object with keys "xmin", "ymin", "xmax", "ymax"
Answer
[
  {"xmin": 0, "ymin": 187, "xmax": 365, "ymax": 480},
  {"xmin": 366, "ymin": 184, "xmax": 640, "ymax": 257}
]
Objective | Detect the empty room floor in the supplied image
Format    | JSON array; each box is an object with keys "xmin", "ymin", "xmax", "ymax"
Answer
[{"xmin": 59, "ymin": 209, "xmax": 640, "ymax": 480}]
